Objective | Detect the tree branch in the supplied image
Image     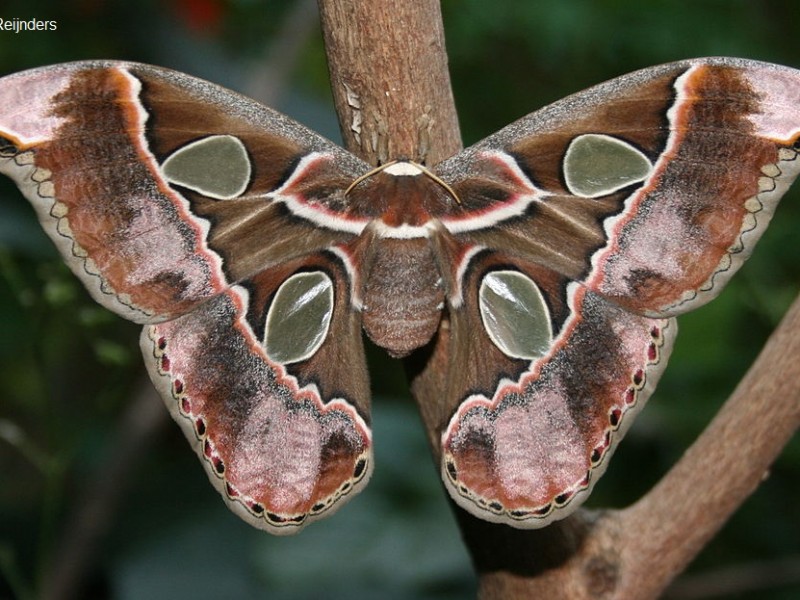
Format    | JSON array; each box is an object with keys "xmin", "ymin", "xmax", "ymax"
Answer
[
  {"xmin": 616, "ymin": 291, "xmax": 800, "ymax": 597},
  {"xmin": 317, "ymin": 0, "xmax": 461, "ymax": 165}
]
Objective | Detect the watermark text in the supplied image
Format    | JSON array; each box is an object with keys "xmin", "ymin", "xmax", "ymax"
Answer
[{"xmin": 0, "ymin": 18, "xmax": 57, "ymax": 33}]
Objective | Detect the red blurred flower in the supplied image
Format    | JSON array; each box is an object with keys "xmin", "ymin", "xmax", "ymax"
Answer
[{"xmin": 173, "ymin": 0, "xmax": 225, "ymax": 35}]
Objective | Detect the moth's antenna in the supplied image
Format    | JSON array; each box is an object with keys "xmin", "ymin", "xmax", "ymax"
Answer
[
  {"xmin": 344, "ymin": 160, "xmax": 399, "ymax": 196},
  {"xmin": 345, "ymin": 160, "xmax": 461, "ymax": 205},
  {"xmin": 415, "ymin": 162, "xmax": 461, "ymax": 205}
]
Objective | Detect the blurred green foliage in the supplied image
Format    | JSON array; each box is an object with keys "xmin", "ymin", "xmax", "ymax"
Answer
[{"xmin": 0, "ymin": 0, "xmax": 798, "ymax": 598}]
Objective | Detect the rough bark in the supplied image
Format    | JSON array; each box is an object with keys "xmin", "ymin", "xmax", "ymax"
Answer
[
  {"xmin": 316, "ymin": 1, "xmax": 800, "ymax": 598},
  {"xmin": 317, "ymin": 0, "xmax": 461, "ymax": 165}
]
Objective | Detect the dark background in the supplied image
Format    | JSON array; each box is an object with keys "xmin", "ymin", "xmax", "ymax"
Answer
[{"xmin": 0, "ymin": 1, "xmax": 798, "ymax": 598}]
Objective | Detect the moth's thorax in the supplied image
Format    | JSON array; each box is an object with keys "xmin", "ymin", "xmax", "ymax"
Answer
[{"xmin": 348, "ymin": 161, "xmax": 455, "ymax": 235}]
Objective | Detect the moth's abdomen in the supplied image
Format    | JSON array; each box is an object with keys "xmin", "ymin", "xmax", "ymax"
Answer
[{"xmin": 361, "ymin": 238, "xmax": 444, "ymax": 358}]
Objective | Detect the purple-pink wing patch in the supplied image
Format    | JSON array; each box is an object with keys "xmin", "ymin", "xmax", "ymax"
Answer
[
  {"xmin": 442, "ymin": 283, "xmax": 674, "ymax": 524},
  {"xmin": 142, "ymin": 286, "xmax": 371, "ymax": 531}
]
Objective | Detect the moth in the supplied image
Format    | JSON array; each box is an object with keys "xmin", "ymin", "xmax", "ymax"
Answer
[{"xmin": 0, "ymin": 58, "xmax": 798, "ymax": 534}]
